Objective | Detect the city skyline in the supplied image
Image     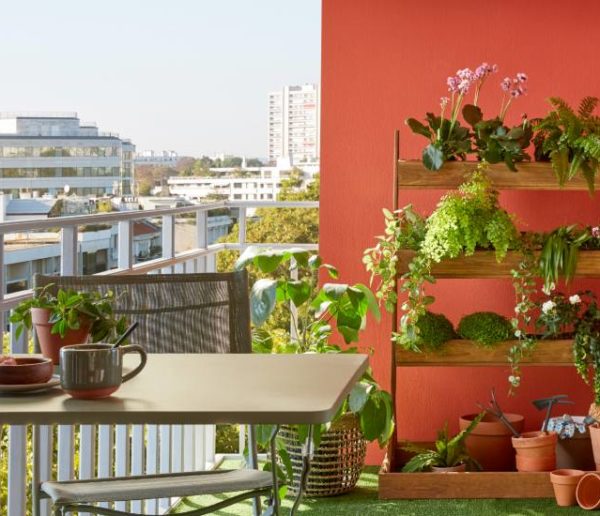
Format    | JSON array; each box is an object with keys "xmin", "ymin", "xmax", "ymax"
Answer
[{"xmin": 0, "ymin": 1, "xmax": 321, "ymax": 157}]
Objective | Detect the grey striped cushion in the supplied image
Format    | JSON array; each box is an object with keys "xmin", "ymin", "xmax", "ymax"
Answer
[{"xmin": 33, "ymin": 271, "xmax": 251, "ymax": 353}]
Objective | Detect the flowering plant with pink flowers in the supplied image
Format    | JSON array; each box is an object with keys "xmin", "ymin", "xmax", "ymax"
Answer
[{"xmin": 406, "ymin": 63, "xmax": 530, "ymax": 171}]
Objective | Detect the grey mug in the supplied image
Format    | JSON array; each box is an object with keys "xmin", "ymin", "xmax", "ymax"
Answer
[{"xmin": 60, "ymin": 343, "xmax": 147, "ymax": 399}]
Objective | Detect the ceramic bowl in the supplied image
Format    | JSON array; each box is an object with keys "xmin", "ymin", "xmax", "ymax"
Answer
[{"xmin": 0, "ymin": 357, "xmax": 54, "ymax": 385}]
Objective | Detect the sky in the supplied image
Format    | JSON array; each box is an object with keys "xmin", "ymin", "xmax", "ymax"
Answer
[{"xmin": 0, "ymin": 0, "xmax": 321, "ymax": 158}]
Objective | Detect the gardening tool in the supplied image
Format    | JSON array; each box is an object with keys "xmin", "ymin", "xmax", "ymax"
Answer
[
  {"xmin": 477, "ymin": 388, "xmax": 521, "ymax": 437},
  {"xmin": 532, "ymin": 395, "xmax": 574, "ymax": 432}
]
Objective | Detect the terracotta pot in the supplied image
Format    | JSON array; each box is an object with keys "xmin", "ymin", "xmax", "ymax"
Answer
[
  {"xmin": 555, "ymin": 417, "xmax": 595, "ymax": 471},
  {"xmin": 431, "ymin": 464, "xmax": 467, "ymax": 473},
  {"xmin": 511, "ymin": 431, "xmax": 557, "ymax": 472},
  {"xmin": 576, "ymin": 472, "xmax": 600, "ymax": 510},
  {"xmin": 0, "ymin": 357, "xmax": 53, "ymax": 385},
  {"xmin": 550, "ymin": 469, "xmax": 585, "ymax": 507},
  {"xmin": 590, "ymin": 424, "xmax": 600, "ymax": 472},
  {"xmin": 459, "ymin": 412, "xmax": 524, "ymax": 471},
  {"xmin": 31, "ymin": 308, "xmax": 91, "ymax": 365},
  {"xmin": 590, "ymin": 403, "xmax": 600, "ymax": 423}
]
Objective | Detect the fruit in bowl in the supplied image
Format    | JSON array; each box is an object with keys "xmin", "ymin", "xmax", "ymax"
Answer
[{"xmin": 0, "ymin": 355, "xmax": 53, "ymax": 385}]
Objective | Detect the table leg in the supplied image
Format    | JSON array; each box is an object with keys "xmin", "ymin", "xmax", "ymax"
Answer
[{"xmin": 290, "ymin": 425, "xmax": 314, "ymax": 516}]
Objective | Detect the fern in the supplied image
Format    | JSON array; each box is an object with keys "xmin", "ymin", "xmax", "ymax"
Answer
[{"xmin": 535, "ymin": 96, "xmax": 600, "ymax": 194}]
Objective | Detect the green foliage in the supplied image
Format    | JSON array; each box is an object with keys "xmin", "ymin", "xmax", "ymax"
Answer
[
  {"xmin": 572, "ymin": 292, "xmax": 600, "ymax": 404},
  {"xmin": 401, "ymin": 413, "xmax": 485, "ymax": 472},
  {"xmin": 363, "ymin": 205, "xmax": 426, "ymax": 312},
  {"xmin": 457, "ymin": 312, "xmax": 512, "ymax": 346},
  {"xmin": 406, "ymin": 114, "xmax": 471, "ymax": 170},
  {"xmin": 9, "ymin": 285, "xmax": 127, "ymax": 343},
  {"xmin": 534, "ymin": 96, "xmax": 600, "ymax": 194},
  {"xmin": 462, "ymin": 104, "xmax": 533, "ymax": 171},
  {"xmin": 421, "ymin": 167, "xmax": 519, "ymax": 263},
  {"xmin": 415, "ymin": 311, "xmax": 456, "ymax": 349},
  {"xmin": 539, "ymin": 225, "xmax": 590, "ymax": 292},
  {"xmin": 235, "ymin": 247, "xmax": 392, "ymax": 445},
  {"xmin": 215, "ymin": 425, "xmax": 240, "ymax": 454}
]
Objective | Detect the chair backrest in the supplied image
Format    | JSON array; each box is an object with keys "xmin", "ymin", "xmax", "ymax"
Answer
[{"xmin": 33, "ymin": 271, "xmax": 252, "ymax": 354}]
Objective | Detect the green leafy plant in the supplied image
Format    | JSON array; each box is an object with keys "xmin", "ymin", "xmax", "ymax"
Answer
[
  {"xmin": 401, "ymin": 412, "xmax": 485, "ymax": 472},
  {"xmin": 416, "ymin": 311, "xmax": 456, "ymax": 349},
  {"xmin": 235, "ymin": 246, "xmax": 394, "ymax": 448},
  {"xmin": 573, "ymin": 292, "xmax": 600, "ymax": 404},
  {"xmin": 406, "ymin": 114, "xmax": 471, "ymax": 170},
  {"xmin": 534, "ymin": 96, "xmax": 600, "ymax": 194},
  {"xmin": 462, "ymin": 104, "xmax": 532, "ymax": 171},
  {"xmin": 363, "ymin": 205, "xmax": 426, "ymax": 312},
  {"xmin": 457, "ymin": 311, "xmax": 512, "ymax": 346},
  {"xmin": 535, "ymin": 291, "xmax": 586, "ymax": 339},
  {"xmin": 9, "ymin": 285, "xmax": 127, "ymax": 343},
  {"xmin": 421, "ymin": 167, "xmax": 520, "ymax": 262},
  {"xmin": 539, "ymin": 225, "xmax": 590, "ymax": 293}
]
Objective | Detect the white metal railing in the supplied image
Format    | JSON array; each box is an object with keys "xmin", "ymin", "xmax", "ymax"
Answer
[{"xmin": 0, "ymin": 199, "xmax": 318, "ymax": 516}]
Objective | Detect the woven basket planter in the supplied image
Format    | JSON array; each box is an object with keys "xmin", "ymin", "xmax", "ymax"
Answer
[{"xmin": 279, "ymin": 413, "xmax": 367, "ymax": 497}]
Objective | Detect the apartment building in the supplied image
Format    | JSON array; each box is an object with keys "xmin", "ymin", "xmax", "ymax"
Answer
[
  {"xmin": 0, "ymin": 112, "xmax": 135, "ymax": 197},
  {"xmin": 268, "ymin": 84, "xmax": 320, "ymax": 164}
]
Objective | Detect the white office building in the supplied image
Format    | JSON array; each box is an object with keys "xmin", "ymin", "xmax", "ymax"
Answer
[
  {"xmin": 0, "ymin": 112, "xmax": 135, "ymax": 197},
  {"xmin": 135, "ymin": 150, "xmax": 179, "ymax": 167},
  {"xmin": 268, "ymin": 84, "xmax": 320, "ymax": 164}
]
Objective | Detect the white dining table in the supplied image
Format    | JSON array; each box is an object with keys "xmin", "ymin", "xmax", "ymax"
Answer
[{"xmin": 0, "ymin": 353, "xmax": 369, "ymax": 516}]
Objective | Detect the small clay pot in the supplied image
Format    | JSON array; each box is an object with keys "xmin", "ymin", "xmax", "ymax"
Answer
[
  {"xmin": 0, "ymin": 357, "xmax": 53, "ymax": 385},
  {"xmin": 459, "ymin": 412, "xmax": 524, "ymax": 471},
  {"xmin": 431, "ymin": 463, "xmax": 467, "ymax": 473},
  {"xmin": 590, "ymin": 424, "xmax": 600, "ymax": 471},
  {"xmin": 550, "ymin": 469, "xmax": 585, "ymax": 507},
  {"xmin": 555, "ymin": 417, "xmax": 595, "ymax": 471},
  {"xmin": 32, "ymin": 308, "xmax": 91, "ymax": 365},
  {"xmin": 512, "ymin": 431, "xmax": 557, "ymax": 472},
  {"xmin": 576, "ymin": 472, "xmax": 600, "ymax": 510}
]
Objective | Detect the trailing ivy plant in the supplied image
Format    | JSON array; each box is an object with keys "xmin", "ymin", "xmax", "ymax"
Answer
[
  {"xmin": 533, "ymin": 96, "xmax": 600, "ymax": 194},
  {"xmin": 573, "ymin": 292, "xmax": 600, "ymax": 405},
  {"xmin": 363, "ymin": 205, "xmax": 426, "ymax": 313},
  {"xmin": 235, "ymin": 246, "xmax": 394, "ymax": 487}
]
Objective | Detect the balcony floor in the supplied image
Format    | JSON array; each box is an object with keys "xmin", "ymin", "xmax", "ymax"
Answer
[{"xmin": 174, "ymin": 464, "xmax": 577, "ymax": 515}]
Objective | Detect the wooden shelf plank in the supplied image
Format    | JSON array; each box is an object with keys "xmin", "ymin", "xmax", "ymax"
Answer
[
  {"xmin": 397, "ymin": 249, "xmax": 600, "ymax": 279},
  {"xmin": 397, "ymin": 160, "xmax": 596, "ymax": 191},
  {"xmin": 395, "ymin": 339, "xmax": 572, "ymax": 366},
  {"xmin": 379, "ymin": 446, "xmax": 553, "ymax": 499}
]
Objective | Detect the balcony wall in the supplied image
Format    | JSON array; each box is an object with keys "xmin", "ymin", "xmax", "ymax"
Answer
[{"xmin": 320, "ymin": 0, "xmax": 600, "ymax": 462}]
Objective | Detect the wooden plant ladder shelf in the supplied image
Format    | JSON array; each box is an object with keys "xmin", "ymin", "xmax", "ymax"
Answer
[{"xmin": 379, "ymin": 130, "xmax": 598, "ymax": 500}]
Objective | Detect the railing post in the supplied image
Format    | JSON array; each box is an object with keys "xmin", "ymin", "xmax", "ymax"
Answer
[
  {"xmin": 60, "ymin": 226, "xmax": 78, "ymax": 275},
  {"xmin": 196, "ymin": 210, "xmax": 208, "ymax": 272},
  {"xmin": 118, "ymin": 220, "xmax": 133, "ymax": 269},
  {"xmin": 238, "ymin": 207, "xmax": 247, "ymax": 246},
  {"xmin": 162, "ymin": 214, "xmax": 175, "ymax": 273}
]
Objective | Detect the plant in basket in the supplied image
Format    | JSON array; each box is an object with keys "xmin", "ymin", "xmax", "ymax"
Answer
[
  {"xmin": 235, "ymin": 246, "xmax": 394, "ymax": 497},
  {"xmin": 401, "ymin": 412, "xmax": 485, "ymax": 472},
  {"xmin": 10, "ymin": 285, "xmax": 127, "ymax": 364}
]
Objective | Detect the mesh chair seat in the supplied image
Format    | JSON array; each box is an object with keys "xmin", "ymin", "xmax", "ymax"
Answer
[{"xmin": 41, "ymin": 469, "xmax": 274, "ymax": 504}]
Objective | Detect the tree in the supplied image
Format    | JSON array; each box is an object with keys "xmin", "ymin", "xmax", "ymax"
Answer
[{"xmin": 246, "ymin": 158, "xmax": 263, "ymax": 167}]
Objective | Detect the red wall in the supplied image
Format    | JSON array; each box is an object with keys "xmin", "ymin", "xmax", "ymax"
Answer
[{"xmin": 320, "ymin": 0, "xmax": 600, "ymax": 463}]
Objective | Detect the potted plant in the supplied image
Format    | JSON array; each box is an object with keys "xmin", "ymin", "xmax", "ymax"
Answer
[
  {"xmin": 401, "ymin": 412, "xmax": 484, "ymax": 472},
  {"xmin": 235, "ymin": 246, "xmax": 394, "ymax": 497},
  {"xmin": 10, "ymin": 285, "xmax": 127, "ymax": 364}
]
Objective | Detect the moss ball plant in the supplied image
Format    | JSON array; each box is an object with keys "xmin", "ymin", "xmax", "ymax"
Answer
[
  {"xmin": 416, "ymin": 311, "xmax": 456, "ymax": 349},
  {"xmin": 458, "ymin": 312, "xmax": 512, "ymax": 346}
]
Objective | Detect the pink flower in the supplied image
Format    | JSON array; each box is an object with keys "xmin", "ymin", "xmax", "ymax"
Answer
[
  {"xmin": 475, "ymin": 62, "xmax": 498, "ymax": 79},
  {"xmin": 592, "ymin": 226, "xmax": 600, "ymax": 238},
  {"xmin": 440, "ymin": 96, "xmax": 449, "ymax": 109},
  {"xmin": 501, "ymin": 77, "xmax": 512, "ymax": 92},
  {"xmin": 458, "ymin": 79, "xmax": 471, "ymax": 94},
  {"xmin": 457, "ymin": 68, "xmax": 475, "ymax": 81},
  {"xmin": 447, "ymin": 76, "xmax": 460, "ymax": 92},
  {"xmin": 516, "ymin": 72, "xmax": 528, "ymax": 83}
]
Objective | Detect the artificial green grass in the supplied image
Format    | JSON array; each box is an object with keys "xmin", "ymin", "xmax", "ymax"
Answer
[{"xmin": 173, "ymin": 463, "xmax": 580, "ymax": 515}]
